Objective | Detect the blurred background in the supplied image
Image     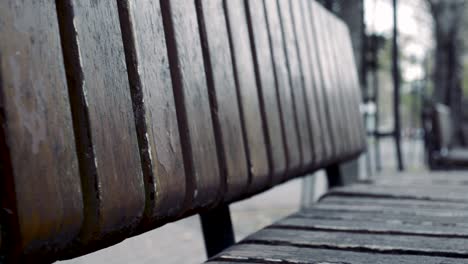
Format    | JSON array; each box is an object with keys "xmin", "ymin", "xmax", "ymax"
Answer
[{"xmin": 59, "ymin": 0, "xmax": 468, "ymax": 263}]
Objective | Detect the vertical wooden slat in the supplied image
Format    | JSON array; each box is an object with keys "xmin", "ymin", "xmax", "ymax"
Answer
[
  {"xmin": 301, "ymin": 0, "xmax": 334, "ymax": 165},
  {"xmin": 245, "ymin": 0, "xmax": 287, "ymax": 184},
  {"xmin": 263, "ymin": 0, "xmax": 303, "ymax": 176},
  {"xmin": 160, "ymin": 0, "xmax": 221, "ymax": 209},
  {"xmin": 308, "ymin": 1, "xmax": 342, "ymax": 163},
  {"xmin": 117, "ymin": 0, "xmax": 186, "ymax": 221},
  {"xmin": 277, "ymin": 0, "xmax": 314, "ymax": 173},
  {"xmin": 290, "ymin": 0, "xmax": 324, "ymax": 168},
  {"xmin": 0, "ymin": 0, "xmax": 83, "ymax": 260},
  {"xmin": 196, "ymin": 0, "xmax": 249, "ymax": 202},
  {"xmin": 224, "ymin": 0, "xmax": 271, "ymax": 194},
  {"xmin": 322, "ymin": 12, "xmax": 354, "ymax": 159},
  {"xmin": 56, "ymin": 0, "xmax": 145, "ymax": 242}
]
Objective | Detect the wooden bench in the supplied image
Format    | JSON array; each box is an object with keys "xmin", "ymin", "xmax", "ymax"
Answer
[
  {"xmin": 1, "ymin": 0, "xmax": 467, "ymax": 263},
  {"xmin": 424, "ymin": 103, "xmax": 468, "ymax": 169}
]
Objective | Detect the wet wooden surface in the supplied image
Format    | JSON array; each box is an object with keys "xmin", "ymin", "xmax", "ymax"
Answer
[
  {"xmin": 0, "ymin": 0, "xmax": 83, "ymax": 259},
  {"xmin": 245, "ymin": 0, "xmax": 287, "ymax": 184},
  {"xmin": 264, "ymin": 0, "xmax": 303, "ymax": 176},
  {"xmin": 117, "ymin": 0, "xmax": 186, "ymax": 221},
  {"xmin": 196, "ymin": 0, "xmax": 249, "ymax": 202},
  {"xmin": 224, "ymin": 0, "xmax": 271, "ymax": 194},
  {"xmin": 57, "ymin": 0, "xmax": 145, "ymax": 242},
  {"xmin": 160, "ymin": 0, "xmax": 221, "ymax": 209}
]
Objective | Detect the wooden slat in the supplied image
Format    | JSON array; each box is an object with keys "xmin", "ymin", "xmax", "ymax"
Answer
[
  {"xmin": 326, "ymin": 16, "xmax": 358, "ymax": 157},
  {"xmin": 160, "ymin": 0, "xmax": 221, "ymax": 208},
  {"xmin": 290, "ymin": 0, "xmax": 325, "ymax": 167},
  {"xmin": 328, "ymin": 183, "xmax": 468, "ymax": 202},
  {"xmin": 245, "ymin": 0, "xmax": 287, "ymax": 184},
  {"xmin": 308, "ymin": 1, "xmax": 342, "ymax": 162},
  {"xmin": 0, "ymin": 1, "xmax": 83, "ymax": 260},
  {"xmin": 57, "ymin": 0, "xmax": 145, "ymax": 242},
  {"xmin": 224, "ymin": 0, "xmax": 271, "ymax": 193},
  {"xmin": 338, "ymin": 22, "xmax": 367, "ymax": 152},
  {"xmin": 196, "ymin": 0, "xmax": 249, "ymax": 202},
  {"xmin": 264, "ymin": 0, "xmax": 303, "ymax": 176},
  {"xmin": 299, "ymin": 0, "xmax": 334, "ymax": 165},
  {"xmin": 207, "ymin": 244, "xmax": 468, "ymax": 264},
  {"xmin": 245, "ymin": 228, "xmax": 468, "ymax": 257},
  {"xmin": 275, "ymin": 216, "xmax": 468, "ymax": 237},
  {"xmin": 116, "ymin": 0, "xmax": 186, "ymax": 221},
  {"xmin": 277, "ymin": 0, "xmax": 314, "ymax": 173}
]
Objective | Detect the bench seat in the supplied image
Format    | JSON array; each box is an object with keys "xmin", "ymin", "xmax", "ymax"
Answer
[{"xmin": 206, "ymin": 172, "xmax": 468, "ymax": 263}]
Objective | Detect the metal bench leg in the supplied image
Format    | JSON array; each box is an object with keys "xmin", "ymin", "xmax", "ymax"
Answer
[
  {"xmin": 199, "ymin": 204, "xmax": 235, "ymax": 258},
  {"xmin": 326, "ymin": 164, "xmax": 344, "ymax": 188}
]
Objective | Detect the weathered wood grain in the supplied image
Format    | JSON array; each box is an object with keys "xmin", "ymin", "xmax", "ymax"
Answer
[
  {"xmin": 277, "ymin": 0, "xmax": 314, "ymax": 173},
  {"xmin": 275, "ymin": 216, "xmax": 468, "ymax": 237},
  {"xmin": 245, "ymin": 228, "xmax": 468, "ymax": 257},
  {"xmin": 196, "ymin": 0, "xmax": 249, "ymax": 202},
  {"xmin": 245, "ymin": 0, "xmax": 287, "ymax": 184},
  {"xmin": 116, "ymin": 0, "xmax": 186, "ymax": 221},
  {"xmin": 224, "ymin": 0, "xmax": 271, "ymax": 193},
  {"xmin": 207, "ymin": 244, "xmax": 468, "ymax": 263},
  {"xmin": 290, "ymin": 0, "xmax": 326, "ymax": 167},
  {"xmin": 0, "ymin": 0, "xmax": 83, "ymax": 260},
  {"xmin": 264, "ymin": 0, "xmax": 303, "ymax": 176},
  {"xmin": 326, "ymin": 15, "xmax": 357, "ymax": 157},
  {"xmin": 328, "ymin": 183, "xmax": 468, "ymax": 202},
  {"xmin": 300, "ymin": 0, "xmax": 334, "ymax": 164},
  {"xmin": 57, "ymin": 0, "xmax": 145, "ymax": 242},
  {"xmin": 308, "ymin": 1, "xmax": 342, "ymax": 162},
  {"xmin": 160, "ymin": 0, "xmax": 221, "ymax": 209}
]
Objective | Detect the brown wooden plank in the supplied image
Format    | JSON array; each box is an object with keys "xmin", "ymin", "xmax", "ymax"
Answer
[
  {"xmin": 207, "ymin": 244, "xmax": 468, "ymax": 264},
  {"xmin": 56, "ymin": 0, "xmax": 145, "ymax": 242},
  {"xmin": 245, "ymin": 0, "xmax": 287, "ymax": 184},
  {"xmin": 196, "ymin": 0, "xmax": 249, "ymax": 202},
  {"xmin": 245, "ymin": 228, "xmax": 468, "ymax": 257},
  {"xmin": 160, "ymin": 0, "xmax": 221, "ymax": 208},
  {"xmin": 264, "ymin": 0, "xmax": 303, "ymax": 176},
  {"xmin": 0, "ymin": 1, "xmax": 83, "ymax": 260},
  {"xmin": 224, "ymin": 0, "xmax": 271, "ymax": 193},
  {"xmin": 277, "ymin": 0, "xmax": 314, "ymax": 173},
  {"xmin": 328, "ymin": 183, "xmax": 468, "ymax": 202},
  {"xmin": 116, "ymin": 0, "xmax": 186, "ymax": 221},
  {"xmin": 299, "ymin": 0, "xmax": 334, "ymax": 165}
]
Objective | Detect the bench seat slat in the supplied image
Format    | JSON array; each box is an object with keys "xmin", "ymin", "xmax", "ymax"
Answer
[
  {"xmin": 207, "ymin": 244, "xmax": 468, "ymax": 264},
  {"xmin": 161, "ymin": 0, "xmax": 221, "ymax": 209},
  {"xmin": 117, "ymin": 0, "xmax": 186, "ymax": 221},
  {"xmin": 224, "ymin": 0, "xmax": 271, "ymax": 194},
  {"xmin": 196, "ymin": 0, "xmax": 250, "ymax": 202},
  {"xmin": 245, "ymin": 0, "xmax": 288, "ymax": 184},
  {"xmin": 0, "ymin": 1, "xmax": 83, "ymax": 260}
]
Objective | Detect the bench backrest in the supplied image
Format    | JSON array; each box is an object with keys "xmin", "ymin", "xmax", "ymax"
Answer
[{"xmin": 0, "ymin": 0, "xmax": 365, "ymax": 262}]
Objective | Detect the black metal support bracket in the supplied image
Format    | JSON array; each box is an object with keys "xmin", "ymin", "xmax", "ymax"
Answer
[
  {"xmin": 325, "ymin": 163, "xmax": 344, "ymax": 188},
  {"xmin": 199, "ymin": 204, "xmax": 235, "ymax": 259}
]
